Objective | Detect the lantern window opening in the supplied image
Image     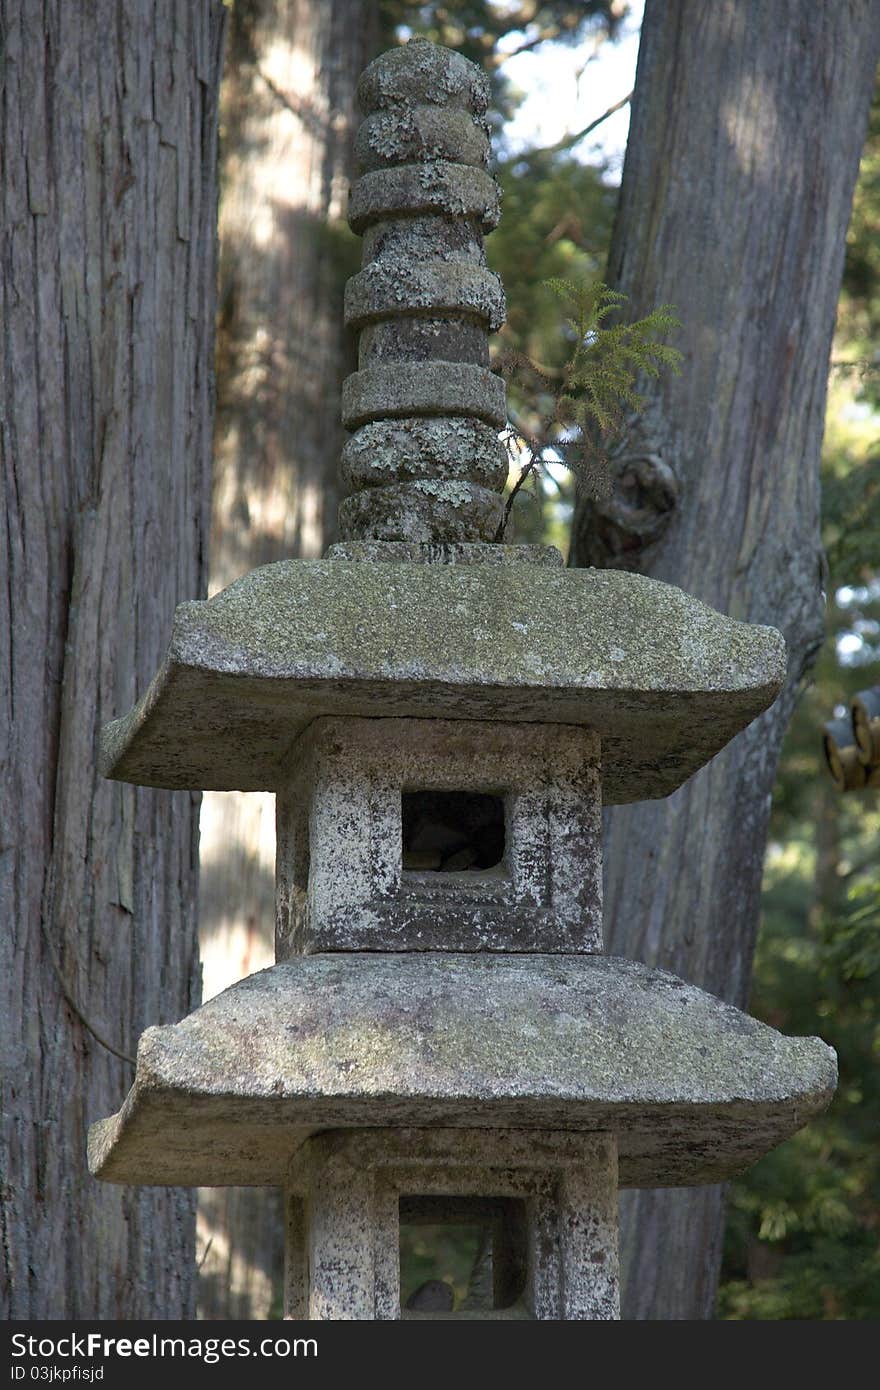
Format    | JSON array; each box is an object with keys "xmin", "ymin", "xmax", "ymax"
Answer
[
  {"xmin": 398, "ymin": 1195, "xmax": 528, "ymax": 1316},
  {"xmin": 400, "ymin": 788, "xmax": 508, "ymax": 875}
]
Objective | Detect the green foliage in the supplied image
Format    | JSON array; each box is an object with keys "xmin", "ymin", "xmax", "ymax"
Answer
[
  {"xmin": 379, "ymin": 1, "xmax": 622, "ymax": 121},
  {"xmin": 484, "ymin": 151, "xmax": 617, "ymax": 546},
  {"xmin": 380, "ymin": 0, "xmax": 621, "ymax": 54},
  {"xmin": 838, "ymin": 96, "xmax": 880, "ymax": 413},
  {"xmin": 494, "ymin": 277, "xmax": 681, "ymax": 538},
  {"xmin": 821, "ymin": 451, "xmax": 880, "ymax": 581},
  {"xmin": 542, "ymin": 277, "xmax": 681, "ymax": 436},
  {"xmin": 825, "ymin": 876, "xmax": 880, "ymax": 982},
  {"xmin": 399, "ymin": 1225, "xmax": 482, "ymax": 1309},
  {"xmin": 489, "ymin": 153, "xmax": 616, "ymax": 363},
  {"xmin": 719, "ymin": 826, "xmax": 880, "ymax": 1319}
]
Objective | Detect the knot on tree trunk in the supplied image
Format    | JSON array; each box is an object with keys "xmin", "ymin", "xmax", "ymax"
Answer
[{"xmin": 575, "ymin": 450, "xmax": 678, "ymax": 570}]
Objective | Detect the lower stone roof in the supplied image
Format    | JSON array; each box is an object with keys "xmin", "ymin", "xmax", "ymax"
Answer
[{"xmin": 88, "ymin": 952, "xmax": 834, "ymax": 1190}]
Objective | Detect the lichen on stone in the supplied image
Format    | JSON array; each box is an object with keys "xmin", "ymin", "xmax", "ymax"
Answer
[{"xmin": 341, "ymin": 37, "xmax": 508, "ymax": 543}]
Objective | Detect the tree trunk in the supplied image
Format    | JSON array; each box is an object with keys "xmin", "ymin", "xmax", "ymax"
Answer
[
  {"xmin": 570, "ymin": 0, "xmax": 880, "ymax": 1319},
  {"xmin": 197, "ymin": 0, "xmax": 377, "ymax": 1319},
  {"xmin": 1, "ymin": 0, "xmax": 226, "ymax": 1319}
]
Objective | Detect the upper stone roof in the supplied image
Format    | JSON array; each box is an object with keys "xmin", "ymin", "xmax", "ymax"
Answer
[{"xmin": 99, "ymin": 557, "xmax": 786, "ymax": 804}]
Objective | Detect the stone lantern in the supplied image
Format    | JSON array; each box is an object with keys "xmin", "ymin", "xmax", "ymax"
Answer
[{"xmin": 89, "ymin": 38, "xmax": 835, "ymax": 1321}]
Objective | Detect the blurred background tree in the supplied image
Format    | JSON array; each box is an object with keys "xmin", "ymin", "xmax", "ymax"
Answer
[
  {"xmin": 567, "ymin": 0, "xmax": 879, "ymax": 1319},
  {"xmin": 718, "ymin": 90, "xmax": 880, "ymax": 1321},
  {"xmin": 197, "ymin": 0, "xmax": 376, "ymax": 1318}
]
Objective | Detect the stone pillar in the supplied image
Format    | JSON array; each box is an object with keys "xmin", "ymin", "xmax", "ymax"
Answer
[
  {"xmin": 557, "ymin": 1146, "xmax": 620, "ymax": 1319},
  {"xmin": 339, "ymin": 38, "xmax": 509, "ymax": 544},
  {"xmin": 303, "ymin": 1143, "xmax": 378, "ymax": 1321}
]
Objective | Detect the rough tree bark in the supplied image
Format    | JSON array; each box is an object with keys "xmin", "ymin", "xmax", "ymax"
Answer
[
  {"xmin": 197, "ymin": 0, "xmax": 377, "ymax": 1319},
  {"xmin": 1, "ymin": 0, "xmax": 226, "ymax": 1318},
  {"xmin": 570, "ymin": 0, "xmax": 880, "ymax": 1319}
]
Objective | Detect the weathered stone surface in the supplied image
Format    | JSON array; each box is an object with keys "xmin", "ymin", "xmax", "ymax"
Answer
[
  {"xmin": 275, "ymin": 718, "xmax": 602, "ymax": 955},
  {"xmin": 342, "ymin": 38, "xmax": 507, "ymax": 543},
  {"xmin": 324, "ymin": 541, "xmax": 562, "ymax": 565},
  {"xmin": 357, "ymin": 38, "xmax": 490, "ymax": 116},
  {"xmin": 362, "ymin": 214, "xmax": 486, "ymax": 267},
  {"xmin": 98, "ymin": 559, "xmax": 787, "ymax": 804},
  {"xmin": 342, "ymin": 362, "xmax": 507, "ymax": 429},
  {"xmin": 341, "ymin": 417, "xmax": 508, "ymax": 491},
  {"xmin": 348, "ymin": 163, "xmax": 501, "ymax": 235},
  {"xmin": 355, "ymin": 106, "xmax": 490, "ymax": 173},
  {"xmin": 338, "ymin": 480, "xmax": 503, "ymax": 543},
  {"xmin": 285, "ymin": 1129, "xmax": 619, "ymax": 1320},
  {"xmin": 87, "ymin": 953, "xmax": 836, "ymax": 1189},
  {"xmin": 358, "ymin": 318, "xmax": 490, "ymax": 367},
  {"xmin": 344, "ymin": 262, "xmax": 505, "ymax": 331}
]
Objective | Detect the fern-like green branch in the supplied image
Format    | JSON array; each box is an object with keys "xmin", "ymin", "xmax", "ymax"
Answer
[{"xmin": 495, "ymin": 277, "xmax": 682, "ymax": 540}]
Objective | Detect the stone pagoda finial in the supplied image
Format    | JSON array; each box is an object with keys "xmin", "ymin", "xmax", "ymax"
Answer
[{"xmin": 338, "ymin": 37, "xmax": 509, "ymax": 546}]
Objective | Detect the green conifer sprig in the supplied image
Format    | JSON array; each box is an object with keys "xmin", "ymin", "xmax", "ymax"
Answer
[
  {"xmin": 495, "ymin": 277, "xmax": 682, "ymax": 540},
  {"xmin": 545, "ymin": 277, "xmax": 682, "ymax": 434}
]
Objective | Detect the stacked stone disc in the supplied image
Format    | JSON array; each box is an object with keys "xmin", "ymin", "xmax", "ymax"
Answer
[{"xmin": 339, "ymin": 38, "xmax": 509, "ymax": 544}]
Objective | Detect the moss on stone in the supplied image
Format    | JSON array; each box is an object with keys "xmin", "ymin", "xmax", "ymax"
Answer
[
  {"xmin": 99, "ymin": 559, "xmax": 787, "ymax": 803},
  {"xmin": 88, "ymin": 953, "xmax": 835, "ymax": 1189}
]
